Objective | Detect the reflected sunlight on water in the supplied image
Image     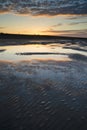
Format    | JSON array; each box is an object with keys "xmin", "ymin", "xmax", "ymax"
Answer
[{"xmin": 0, "ymin": 42, "xmax": 87, "ymax": 62}]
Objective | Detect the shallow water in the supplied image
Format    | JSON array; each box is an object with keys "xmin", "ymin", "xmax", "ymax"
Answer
[{"xmin": 0, "ymin": 41, "xmax": 87, "ymax": 61}]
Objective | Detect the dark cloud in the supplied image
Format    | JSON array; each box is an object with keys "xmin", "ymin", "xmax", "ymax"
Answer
[{"xmin": 0, "ymin": 0, "xmax": 87, "ymax": 16}]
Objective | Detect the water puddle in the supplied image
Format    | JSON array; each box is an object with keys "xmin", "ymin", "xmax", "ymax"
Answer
[{"xmin": 0, "ymin": 41, "xmax": 87, "ymax": 62}]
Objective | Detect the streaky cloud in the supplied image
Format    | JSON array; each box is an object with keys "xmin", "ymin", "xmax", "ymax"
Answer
[
  {"xmin": 0, "ymin": 27, "xmax": 5, "ymax": 29},
  {"xmin": 42, "ymin": 28, "xmax": 87, "ymax": 37},
  {"xmin": 52, "ymin": 23, "xmax": 63, "ymax": 27},
  {"xmin": 51, "ymin": 21, "xmax": 87, "ymax": 27},
  {"xmin": 69, "ymin": 21, "xmax": 87, "ymax": 25},
  {"xmin": 66, "ymin": 15, "xmax": 87, "ymax": 19},
  {"xmin": 43, "ymin": 28, "xmax": 87, "ymax": 33}
]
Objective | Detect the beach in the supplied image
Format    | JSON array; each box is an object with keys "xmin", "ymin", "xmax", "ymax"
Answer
[{"xmin": 0, "ymin": 39, "xmax": 87, "ymax": 130}]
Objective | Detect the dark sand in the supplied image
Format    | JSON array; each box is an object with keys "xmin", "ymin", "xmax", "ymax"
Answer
[{"xmin": 0, "ymin": 60, "xmax": 87, "ymax": 130}]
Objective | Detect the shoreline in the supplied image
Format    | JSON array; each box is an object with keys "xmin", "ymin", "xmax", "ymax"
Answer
[{"xmin": 0, "ymin": 37, "xmax": 87, "ymax": 46}]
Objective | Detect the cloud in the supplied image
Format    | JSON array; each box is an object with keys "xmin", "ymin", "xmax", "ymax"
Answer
[
  {"xmin": 0, "ymin": 0, "xmax": 87, "ymax": 16},
  {"xmin": 42, "ymin": 28, "xmax": 87, "ymax": 37},
  {"xmin": 43, "ymin": 28, "xmax": 87, "ymax": 34},
  {"xmin": 66, "ymin": 15, "xmax": 87, "ymax": 20},
  {"xmin": 52, "ymin": 23, "xmax": 63, "ymax": 27},
  {"xmin": 50, "ymin": 20, "xmax": 87, "ymax": 28},
  {"xmin": 0, "ymin": 27, "xmax": 5, "ymax": 29},
  {"xmin": 69, "ymin": 21, "xmax": 87, "ymax": 25}
]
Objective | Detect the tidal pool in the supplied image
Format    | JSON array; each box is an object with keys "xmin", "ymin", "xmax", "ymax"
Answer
[{"xmin": 0, "ymin": 42, "xmax": 87, "ymax": 62}]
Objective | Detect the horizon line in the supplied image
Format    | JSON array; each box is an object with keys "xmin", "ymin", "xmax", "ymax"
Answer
[{"xmin": 0, "ymin": 32, "xmax": 87, "ymax": 39}]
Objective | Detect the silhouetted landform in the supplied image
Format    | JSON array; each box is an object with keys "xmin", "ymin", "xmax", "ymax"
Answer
[
  {"xmin": 0, "ymin": 33, "xmax": 87, "ymax": 46},
  {"xmin": 0, "ymin": 33, "xmax": 87, "ymax": 40},
  {"xmin": 0, "ymin": 49, "xmax": 6, "ymax": 52}
]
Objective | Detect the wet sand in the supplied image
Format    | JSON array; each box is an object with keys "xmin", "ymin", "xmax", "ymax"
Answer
[{"xmin": 0, "ymin": 60, "xmax": 87, "ymax": 130}]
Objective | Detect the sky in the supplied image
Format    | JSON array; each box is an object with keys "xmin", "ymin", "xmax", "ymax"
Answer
[{"xmin": 0, "ymin": 0, "xmax": 87, "ymax": 38}]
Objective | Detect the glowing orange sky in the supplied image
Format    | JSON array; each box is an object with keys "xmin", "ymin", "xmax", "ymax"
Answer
[{"xmin": 0, "ymin": 13, "xmax": 87, "ymax": 37}]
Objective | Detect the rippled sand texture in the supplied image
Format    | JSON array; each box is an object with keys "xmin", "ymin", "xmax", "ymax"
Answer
[{"xmin": 0, "ymin": 60, "xmax": 87, "ymax": 130}]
